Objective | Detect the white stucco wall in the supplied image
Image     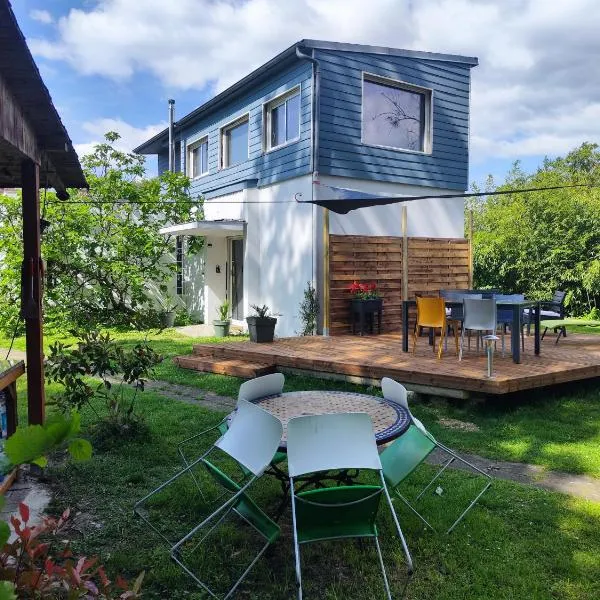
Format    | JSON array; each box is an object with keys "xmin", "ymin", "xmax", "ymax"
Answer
[
  {"xmin": 319, "ymin": 175, "xmax": 465, "ymax": 239},
  {"xmin": 198, "ymin": 176, "xmax": 314, "ymax": 337},
  {"xmin": 250, "ymin": 175, "xmax": 314, "ymax": 337},
  {"xmin": 176, "ymin": 173, "xmax": 464, "ymax": 336}
]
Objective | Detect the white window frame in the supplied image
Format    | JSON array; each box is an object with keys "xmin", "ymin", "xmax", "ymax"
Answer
[
  {"xmin": 188, "ymin": 136, "xmax": 209, "ymax": 179},
  {"xmin": 220, "ymin": 113, "xmax": 250, "ymax": 169},
  {"xmin": 264, "ymin": 86, "xmax": 301, "ymax": 152},
  {"xmin": 361, "ymin": 72, "xmax": 433, "ymax": 155}
]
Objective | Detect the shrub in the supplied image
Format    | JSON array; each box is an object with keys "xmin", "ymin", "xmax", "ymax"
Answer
[
  {"xmin": 0, "ymin": 501, "xmax": 143, "ymax": 599},
  {"xmin": 45, "ymin": 331, "xmax": 162, "ymax": 434}
]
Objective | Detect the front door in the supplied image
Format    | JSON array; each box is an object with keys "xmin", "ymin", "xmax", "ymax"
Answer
[{"xmin": 230, "ymin": 238, "xmax": 244, "ymax": 320}]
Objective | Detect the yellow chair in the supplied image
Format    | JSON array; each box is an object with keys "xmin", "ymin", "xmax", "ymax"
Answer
[{"xmin": 412, "ymin": 297, "xmax": 458, "ymax": 359}]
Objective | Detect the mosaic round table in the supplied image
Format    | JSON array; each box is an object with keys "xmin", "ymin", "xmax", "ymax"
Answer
[{"xmin": 251, "ymin": 390, "xmax": 412, "ymax": 451}]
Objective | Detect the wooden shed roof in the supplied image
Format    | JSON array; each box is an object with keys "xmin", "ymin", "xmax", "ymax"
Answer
[{"xmin": 0, "ymin": 0, "xmax": 86, "ymax": 191}]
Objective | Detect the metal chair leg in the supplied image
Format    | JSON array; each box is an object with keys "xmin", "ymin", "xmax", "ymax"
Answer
[
  {"xmin": 380, "ymin": 473, "xmax": 413, "ymax": 574},
  {"xmin": 374, "ymin": 536, "xmax": 393, "ymax": 600}
]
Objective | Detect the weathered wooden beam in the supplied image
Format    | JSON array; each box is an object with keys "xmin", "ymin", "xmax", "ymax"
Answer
[
  {"xmin": 21, "ymin": 159, "xmax": 45, "ymax": 425},
  {"xmin": 0, "ymin": 71, "xmax": 41, "ymax": 164}
]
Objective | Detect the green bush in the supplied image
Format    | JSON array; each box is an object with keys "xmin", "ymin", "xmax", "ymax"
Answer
[{"xmin": 470, "ymin": 143, "xmax": 600, "ymax": 314}]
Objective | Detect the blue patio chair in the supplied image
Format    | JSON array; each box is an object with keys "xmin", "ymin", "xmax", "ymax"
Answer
[{"xmin": 494, "ymin": 293, "xmax": 526, "ymax": 356}]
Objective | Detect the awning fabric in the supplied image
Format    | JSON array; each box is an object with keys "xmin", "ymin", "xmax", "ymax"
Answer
[
  {"xmin": 299, "ymin": 183, "xmax": 412, "ymax": 214},
  {"xmin": 295, "ymin": 182, "xmax": 593, "ymax": 215},
  {"xmin": 159, "ymin": 220, "xmax": 245, "ymax": 237}
]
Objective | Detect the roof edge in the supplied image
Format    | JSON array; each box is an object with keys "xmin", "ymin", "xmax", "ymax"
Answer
[
  {"xmin": 134, "ymin": 39, "xmax": 478, "ymax": 155},
  {"xmin": 301, "ymin": 39, "xmax": 479, "ymax": 66}
]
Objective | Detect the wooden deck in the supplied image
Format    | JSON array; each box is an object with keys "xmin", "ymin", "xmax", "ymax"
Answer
[{"xmin": 177, "ymin": 332, "xmax": 600, "ymax": 396}]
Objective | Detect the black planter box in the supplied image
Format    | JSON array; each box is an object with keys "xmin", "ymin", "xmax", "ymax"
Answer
[
  {"xmin": 246, "ymin": 316, "xmax": 277, "ymax": 343},
  {"xmin": 351, "ymin": 298, "xmax": 383, "ymax": 335}
]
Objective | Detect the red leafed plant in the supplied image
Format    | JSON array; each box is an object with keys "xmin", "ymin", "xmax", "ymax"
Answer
[
  {"xmin": 348, "ymin": 280, "xmax": 381, "ymax": 300},
  {"xmin": 0, "ymin": 502, "xmax": 144, "ymax": 599}
]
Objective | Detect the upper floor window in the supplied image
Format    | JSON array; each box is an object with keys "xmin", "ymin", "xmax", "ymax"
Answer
[
  {"xmin": 221, "ymin": 115, "xmax": 249, "ymax": 168},
  {"xmin": 189, "ymin": 137, "xmax": 208, "ymax": 178},
  {"xmin": 362, "ymin": 74, "xmax": 432, "ymax": 153},
  {"xmin": 266, "ymin": 88, "xmax": 300, "ymax": 150}
]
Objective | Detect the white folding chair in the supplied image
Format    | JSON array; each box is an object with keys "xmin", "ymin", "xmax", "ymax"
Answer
[
  {"xmin": 459, "ymin": 298, "xmax": 497, "ymax": 361},
  {"xmin": 238, "ymin": 372, "xmax": 285, "ymax": 401},
  {"xmin": 178, "ymin": 373, "xmax": 286, "ymax": 495},
  {"xmin": 381, "ymin": 378, "xmax": 493, "ymax": 533},
  {"xmin": 287, "ymin": 412, "xmax": 413, "ymax": 600},
  {"xmin": 135, "ymin": 399, "xmax": 283, "ymax": 599}
]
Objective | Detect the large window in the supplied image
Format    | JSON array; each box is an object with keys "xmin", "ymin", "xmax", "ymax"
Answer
[
  {"xmin": 189, "ymin": 137, "xmax": 208, "ymax": 178},
  {"xmin": 221, "ymin": 116, "xmax": 249, "ymax": 168},
  {"xmin": 362, "ymin": 75, "xmax": 431, "ymax": 153},
  {"xmin": 266, "ymin": 89, "xmax": 300, "ymax": 150}
]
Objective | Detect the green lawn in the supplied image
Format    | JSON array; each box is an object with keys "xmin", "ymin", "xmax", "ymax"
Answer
[
  {"xmin": 7, "ymin": 327, "xmax": 600, "ymax": 477},
  {"xmin": 43, "ymin": 388, "xmax": 600, "ymax": 600}
]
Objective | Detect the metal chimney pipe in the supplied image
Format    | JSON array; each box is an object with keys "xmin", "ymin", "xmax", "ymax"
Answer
[{"xmin": 168, "ymin": 99, "xmax": 175, "ymax": 171}]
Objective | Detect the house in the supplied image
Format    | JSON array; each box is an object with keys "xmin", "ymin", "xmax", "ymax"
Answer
[
  {"xmin": 135, "ymin": 40, "xmax": 478, "ymax": 337},
  {"xmin": 0, "ymin": 0, "xmax": 87, "ymax": 423}
]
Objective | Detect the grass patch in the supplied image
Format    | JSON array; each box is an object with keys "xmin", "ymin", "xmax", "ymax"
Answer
[
  {"xmin": 44, "ymin": 389, "xmax": 600, "ymax": 600},
  {"xmin": 7, "ymin": 327, "xmax": 600, "ymax": 477}
]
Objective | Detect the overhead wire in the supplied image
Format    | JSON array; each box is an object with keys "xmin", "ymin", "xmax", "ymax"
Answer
[{"xmin": 44, "ymin": 182, "xmax": 596, "ymax": 206}]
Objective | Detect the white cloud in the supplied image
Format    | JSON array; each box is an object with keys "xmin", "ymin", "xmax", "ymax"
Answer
[
  {"xmin": 29, "ymin": 0, "xmax": 600, "ymax": 164},
  {"xmin": 74, "ymin": 118, "xmax": 166, "ymax": 160},
  {"xmin": 30, "ymin": 9, "xmax": 53, "ymax": 24}
]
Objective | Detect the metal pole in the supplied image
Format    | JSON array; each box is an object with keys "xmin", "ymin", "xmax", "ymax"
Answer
[
  {"xmin": 401, "ymin": 205, "xmax": 408, "ymax": 301},
  {"xmin": 168, "ymin": 99, "xmax": 175, "ymax": 172},
  {"xmin": 322, "ymin": 207, "xmax": 330, "ymax": 336},
  {"xmin": 468, "ymin": 208, "xmax": 474, "ymax": 288}
]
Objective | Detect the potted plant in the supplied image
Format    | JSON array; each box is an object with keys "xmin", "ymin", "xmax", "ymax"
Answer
[
  {"xmin": 213, "ymin": 300, "xmax": 231, "ymax": 337},
  {"xmin": 246, "ymin": 304, "xmax": 277, "ymax": 343},
  {"xmin": 348, "ymin": 280, "xmax": 383, "ymax": 335},
  {"xmin": 158, "ymin": 295, "xmax": 179, "ymax": 328}
]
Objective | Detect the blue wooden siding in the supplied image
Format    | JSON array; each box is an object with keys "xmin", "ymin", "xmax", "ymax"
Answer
[
  {"xmin": 315, "ymin": 49, "xmax": 471, "ymax": 190},
  {"xmin": 158, "ymin": 60, "xmax": 313, "ymax": 197}
]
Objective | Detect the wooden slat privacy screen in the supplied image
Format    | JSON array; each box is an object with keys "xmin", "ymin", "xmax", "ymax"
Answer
[{"xmin": 329, "ymin": 235, "xmax": 470, "ymax": 336}]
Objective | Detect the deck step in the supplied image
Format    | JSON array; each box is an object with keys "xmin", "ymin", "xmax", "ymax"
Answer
[
  {"xmin": 174, "ymin": 355, "xmax": 276, "ymax": 378},
  {"xmin": 192, "ymin": 344, "xmax": 221, "ymax": 358}
]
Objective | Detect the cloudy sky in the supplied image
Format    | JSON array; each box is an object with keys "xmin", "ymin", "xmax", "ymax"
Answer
[{"xmin": 12, "ymin": 0, "xmax": 600, "ymax": 184}]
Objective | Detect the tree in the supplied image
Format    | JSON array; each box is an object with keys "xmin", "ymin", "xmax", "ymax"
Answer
[
  {"xmin": 0, "ymin": 132, "xmax": 203, "ymax": 332},
  {"xmin": 470, "ymin": 143, "xmax": 600, "ymax": 314}
]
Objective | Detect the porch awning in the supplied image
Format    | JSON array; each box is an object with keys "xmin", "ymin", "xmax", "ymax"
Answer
[{"xmin": 159, "ymin": 220, "xmax": 245, "ymax": 237}]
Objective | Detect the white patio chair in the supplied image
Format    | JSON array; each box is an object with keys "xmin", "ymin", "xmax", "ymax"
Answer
[
  {"xmin": 135, "ymin": 399, "xmax": 284, "ymax": 599},
  {"xmin": 459, "ymin": 298, "xmax": 497, "ymax": 361},
  {"xmin": 380, "ymin": 378, "xmax": 493, "ymax": 533},
  {"xmin": 177, "ymin": 373, "xmax": 286, "ymax": 494},
  {"xmin": 238, "ymin": 372, "xmax": 285, "ymax": 401},
  {"xmin": 287, "ymin": 412, "xmax": 413, "ymax": 600}
]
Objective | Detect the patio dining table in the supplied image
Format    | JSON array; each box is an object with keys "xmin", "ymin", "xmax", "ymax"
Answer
[
  {"xmin": 231, "ymin": 390, "xmax": 412, "ymax": 496},
  {"xmin": 401, "ymin": 299, "xmax": 541, "ymax": 364}
]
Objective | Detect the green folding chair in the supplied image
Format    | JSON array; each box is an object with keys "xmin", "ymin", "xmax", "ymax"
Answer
[
  {"xmin": 287, "ymin": 412, "xmax": 413, "ymax": 600},
  {"xmin": 380, "ymin": 379, "xmax": 492, "ymax": 534},
  {"xmin": 134, "ymin": 399, "xmax": 283, "ymax": 599}
]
